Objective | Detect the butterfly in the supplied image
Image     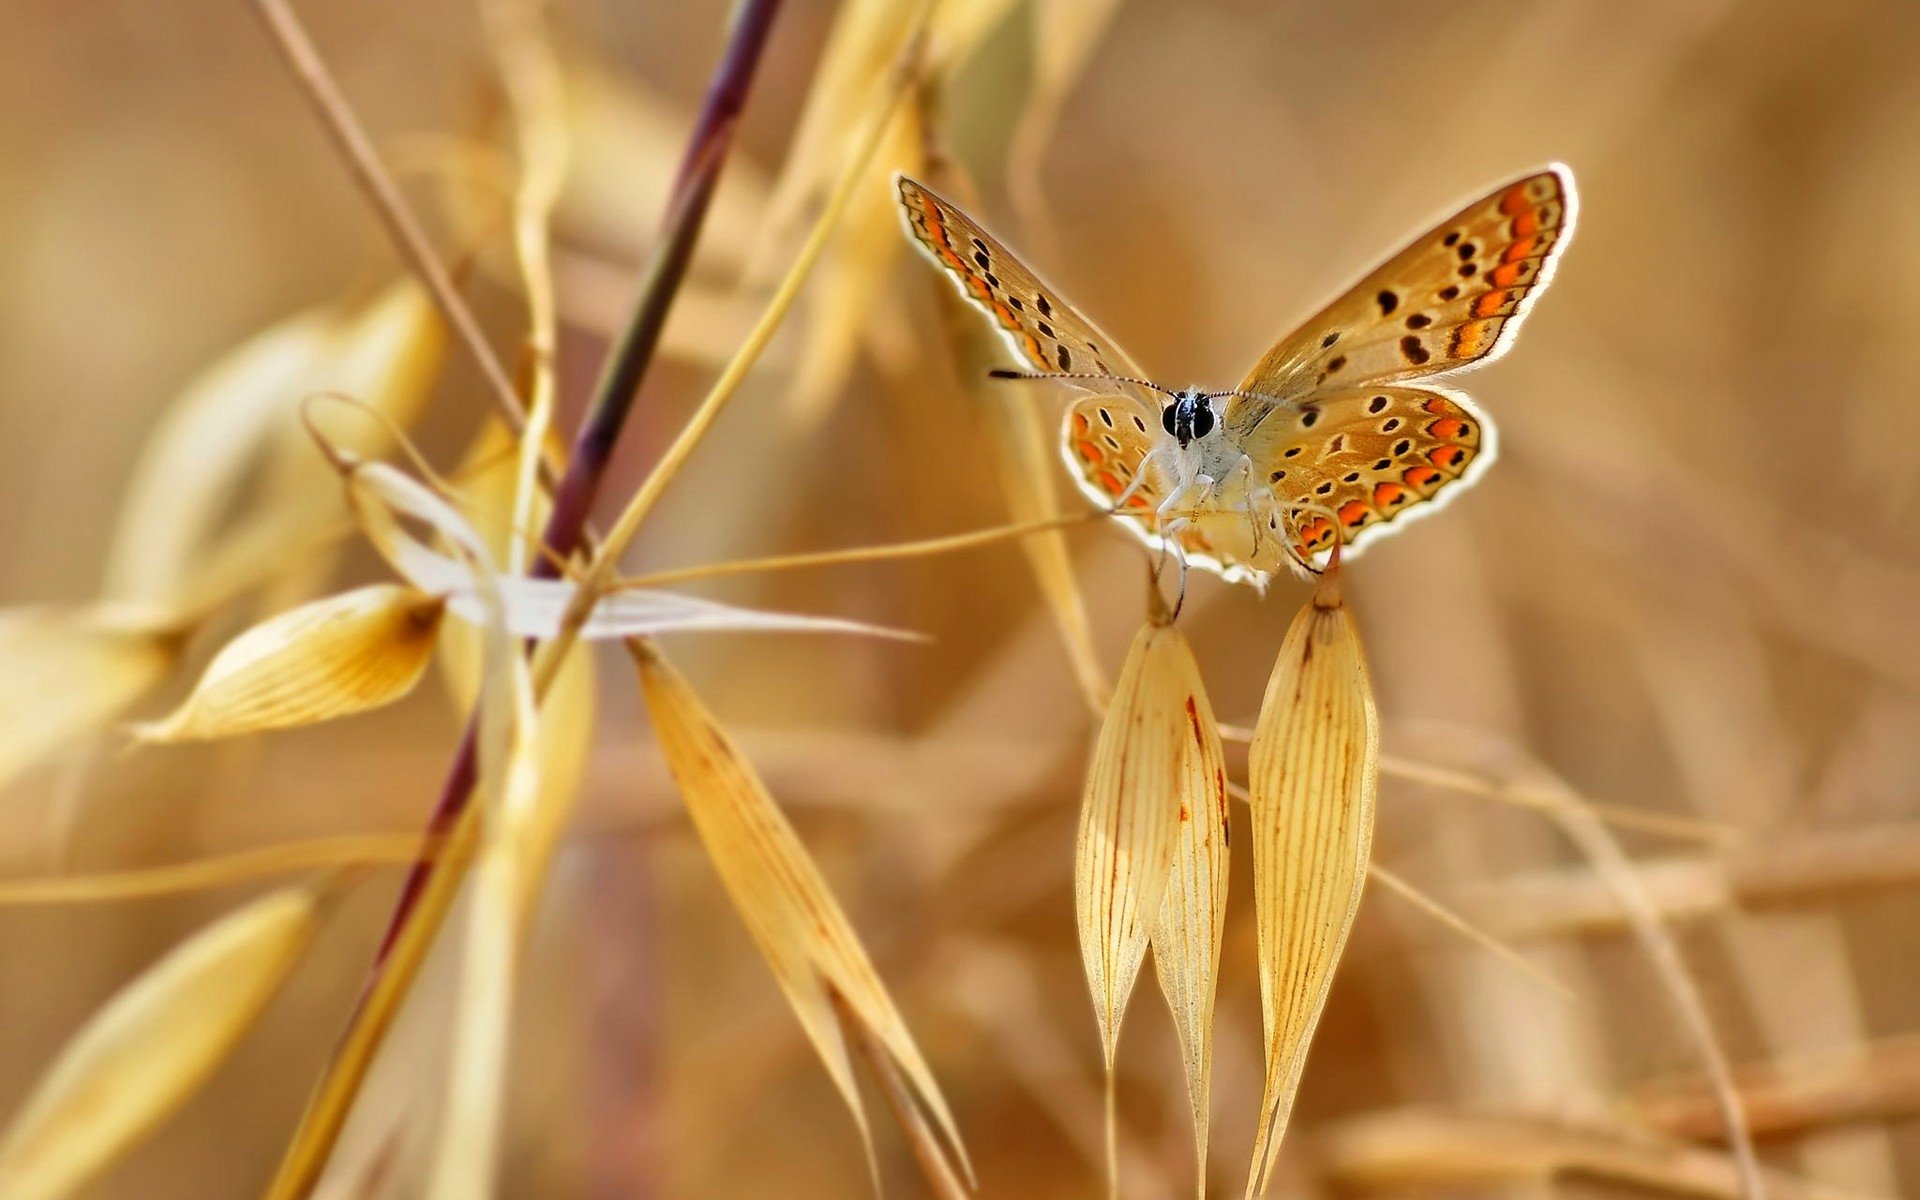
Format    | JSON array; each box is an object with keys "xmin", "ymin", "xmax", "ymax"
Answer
[{"xmin": 896, "ymin": 167, "xmax": 1576, "ymax": 586}]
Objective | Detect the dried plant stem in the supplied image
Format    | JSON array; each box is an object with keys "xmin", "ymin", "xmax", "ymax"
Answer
[
  {"xmin": 1633, "ymin": 1031, "xmax": 1920, "ymax": 1142},
  {"xmin": 0, "ymin": 835, "xmax": 429, "ymax": 905},
  {"xmin": 615, "ymin": 510, "xmax": 1104, "ymax": 589},
  {"xmin": 1377, "ymin": 754, "xmax": 1742, "ymax": 845},
  {"xmin": 249, "ymin": 0, "xmax": 528, "ymax": 437},
  {"xmin": 1465, "ymin": 821, "xmax": 1920, "ymax": 938},
  {"xmin": 253, "ymin": 4, "xmax": 789, "ymax": 1195},
  {"xmin": 541, "ymin": 26, "xmax": 930, "ymax": 674},
  {"xmin": 1222, "ymin": 726, "xmax": 1733, "ymax": 845},
  {"xmin": 543, "ymin": 0, "xmax": 787, "ymax": 557},
  {"xmin": 1539, "ymin": 792, "xmax": 1766, "ymax": 1200},
  {"xmin": 1318, "ymin": 1109, "xmax": 1863, "ymax": 1200},
  {"xmin": 1366, "ymin": 862, "xmax": 1577, "ymax": 1002},
  {"xmin": 482, "ymin": 0, "xmax": 570, "ymax": 575}
]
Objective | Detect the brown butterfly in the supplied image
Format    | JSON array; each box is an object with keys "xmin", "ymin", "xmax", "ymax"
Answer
[{"xmin": 898, "ymin": 167, "xmax": 1576, "ymax": 586}]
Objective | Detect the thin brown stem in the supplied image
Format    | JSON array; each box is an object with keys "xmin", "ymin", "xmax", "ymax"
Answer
[{"xmin": 249, "ymin": 0, "xmax": 528, "ymax": 437}]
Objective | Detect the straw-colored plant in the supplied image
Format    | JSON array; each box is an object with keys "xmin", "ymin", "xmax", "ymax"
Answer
[{"xmin": 6, "ymin": 4, "xmax": 1894, "ymax": 1200}]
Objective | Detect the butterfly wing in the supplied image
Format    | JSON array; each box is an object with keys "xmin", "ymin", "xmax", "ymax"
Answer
[
  {"xmin": 1059, "ymin": 394, "xmax": 1245, "ymax": 579},
  {"xmin": 1238, "ymin": 385, "xmax": 1496, "ymax": 569},
  {"xmin": 1218, "ymin": 166, "xmax": 1572, "ymax": 569},
  {"xmin": 896, "ymin": 175, "xmax": 1161, "ymax": 410},
  {"xmin": 1226, "ymin": 166, "xmax": 1575, "ymax": 422}
]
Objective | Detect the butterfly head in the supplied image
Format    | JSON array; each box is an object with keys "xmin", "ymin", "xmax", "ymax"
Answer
[{"xmin": 1161, "ymin": 390, "xmax": 1217, "ymax": 449}]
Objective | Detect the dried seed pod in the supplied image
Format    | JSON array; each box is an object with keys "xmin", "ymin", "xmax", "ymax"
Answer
[{"xmin": 1245, "ymin": 576, "xmax": 1379, "ymax": 1198}]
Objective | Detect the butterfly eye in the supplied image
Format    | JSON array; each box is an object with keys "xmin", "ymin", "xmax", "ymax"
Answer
[
  {"xmin": 1191, "ymin": 405, "xmax": 1215, "ymax": 438},
  {"xmin": 1161, "ymin": 404, "xmax": 1179, "ymax": 437}
]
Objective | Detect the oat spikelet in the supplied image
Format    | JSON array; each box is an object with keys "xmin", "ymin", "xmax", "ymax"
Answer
[
  {"xmin": 1244, "ymin": 573, "xmax": 1379, "ymax": 1198},
  {"xmin": 132, "ymin": 584, "xmax": 444, "ymax": 742},
  {"xmin": 632, "ymin": 641, "xmax": 971, "ymax": 1188},
  {"xmin": 1147, "ymin": 657, "xmax": 1230, "ymax": 1199},
  {"xmin": 1076, "ymin": 619, "xmax": 1208, "ymax": 1066},
  {"xmin": 0, "ymin": 887, "xmax": 319, "ymax": 1200}
]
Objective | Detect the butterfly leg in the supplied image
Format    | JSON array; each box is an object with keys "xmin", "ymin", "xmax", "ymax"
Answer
[{"xmin": 1112, "ymin": 444, "xmax": 1175, "ymax": 512}]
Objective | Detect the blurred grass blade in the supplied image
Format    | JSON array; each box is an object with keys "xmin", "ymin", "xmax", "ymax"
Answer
[
  {"xmin": 753, "ymin": 0, "xmax": 1015, "ymax": 279},
  {"xmin": 781, "ymin": 0, "xmax": 1020, "ymax": 424},
  {"xmin": 131, "ymin": 585, "xmax": 444, "ymax": 743},
  {"xmin": 1076, "ymin": 620, "xmax": 1204, "ymax": 1067},
  {"xmin": 1244, "ymin": 576, "xmax": 1379, "ymax": 1199},
  {"xmin": 344, "ymin": 459, "xmax": 915, "ymax": 642},
  {"xmin": 428, "ymin": 576, "xmax": 564, "ymax": 1200},
  {"xmin": 1147, "ymin": 661, "xmax": 1230, "ymax": 1198},
  {"xmin": 919, "ymin": 142, "xmax": 1108, "ymax": 711},
  {"xmin": 1007, "ymin": 0, "xmax": 1126, "ymax": 245},
  {"xmin": 0, "ymin": 887, "xmax": 319, "ymax": 1200},
  {"xmin": 632, "ymin": 641, "xmax": 972, "ymax": 1187},
  {"xmin": 101, "ymin": 306, "xmax": 337, "ymax": 607},
  {"xmin": 0, "ymin": 609, "xmax": 180, "ymax": 790},
  {"xmin": 104, "ymin": 282, "xmax": 443, "ymax": 615}
]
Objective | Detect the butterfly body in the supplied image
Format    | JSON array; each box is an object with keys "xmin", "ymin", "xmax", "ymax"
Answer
[{"xmin": 898, "ymin": 168, "xmax": 1573, "ymax": 586}]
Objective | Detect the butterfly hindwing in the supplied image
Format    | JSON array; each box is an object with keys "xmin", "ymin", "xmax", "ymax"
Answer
[
  {"xmin": 896, "ymin": 176, "xmax": 1160, "ymax": 410},
  {"xmin": 1230, "ymin": 167, "xmax": 1575, "ymax": 414},
  {"xmin": 1241, "ymin": 385, "xmax": 1496, "ymax": 566},
  {"xmin": 1060, "ymin": 394, "xmax": 1235, "ymax": 574}
]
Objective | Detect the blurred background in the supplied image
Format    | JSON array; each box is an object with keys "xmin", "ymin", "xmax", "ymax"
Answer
[{"xmin": 3, "ymin": 0, "xmax": 1919, "ymax": 1197}]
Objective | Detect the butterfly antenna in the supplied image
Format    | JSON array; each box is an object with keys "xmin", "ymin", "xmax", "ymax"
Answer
[
  {"xmin": 1202, "ymin": 387, "xmax": 1298, "ymax": 409},
  {"xmin": 987, "ymin": 368, "xmax": 1181, "ymax": 398}
]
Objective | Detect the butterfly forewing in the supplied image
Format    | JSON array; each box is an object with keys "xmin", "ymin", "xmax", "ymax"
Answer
[
  {"xmin": 1229, "ymin": 167, "xmax": 1575, "ymax": 418},
  {"xmin": 896, "ymin": 176, "xmax": 1161, "ymax": 410}
]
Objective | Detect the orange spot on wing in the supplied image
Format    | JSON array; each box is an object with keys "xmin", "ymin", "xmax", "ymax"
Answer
[
  {"xmin": 1403, "ymin": 465, "xmax": 1442, "ymax": 490},
  {"xmin": 1473, "ymin": 289, "xmax": 1512, "ymax": 318},
  {"xmin": 1503, "ymin": 235, "xmax": 1540, "ymax": 263},
  {"xmin": 1511, "ymin": 208, "xmax": 1540, "ymax": 237},
  {"xmin": 1427, "ymin": 417, "xmax": 1466, "ymax": 441},
  {"xmin": 1071, "ymin": 412, "xmax": 1091, "ymax": 434},
  {"xmin": 1373, "ymin": 482, "xmax": 1407, "ymax": 508},
  {"xmin": 1429, "ymin": 444, "xmax": 1466, "ymax": 470},
  {"xmin": 1422, "ymin": 396, "xmax": 1451, "ymax": 415},
  {"xmin": 1095, "ymin": 470, "xmax": 1124, "ymax": 494},
  {"xmin": 1126, "ymin": 493, "xmax": 1151, "ymax": 509},
  {"xmin": 1489, "ymin": 261, "xmax": 1525, "ymax": 288},
  {"xmin": 1499, "ymin": 183, "xmax": 1532, "ymax": 216},
  {"xmin": 1338, "ymin": 500, "xmax": 1370, "ymax": 528},
  {"xmin": 1074, "ymin": 439, "xmax": 1101, "ymax": 463}
]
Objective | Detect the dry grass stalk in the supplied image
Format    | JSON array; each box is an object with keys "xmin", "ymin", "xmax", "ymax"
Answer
[
  {"xmin": 0, "ymin": 887, "xmax": 319, "ymax": 1200},
  {"xmin": 632, "ymin": 639, "xmax": 971, "ymax": 1187},
  {"xmin": 1244, "ymin": 568, "xmax": 1379, "ymax": 1199},
  {"xmin": 919, "ymin": 123, "xmax": 1109, "ymax": 713},
  {"xmin": 1631, "ymin": 1032, "xmax": 1920, "ymax": 1143},
  {"xmin": 0, "ymin": 835, "xmax": 429, "ymax": 905},
  {"xmin": 131, "ymin": 585, "xmax": 444, "ymax": 743},
  {"xmin": 1315, "ymin": 1109, "xmax": 1873, "ymax": 1200}
]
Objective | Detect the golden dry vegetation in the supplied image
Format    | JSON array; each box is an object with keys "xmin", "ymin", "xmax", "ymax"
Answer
[{"xmin": 2, "ymin": 1, "xmax": 1919, "ymax": 1199}]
